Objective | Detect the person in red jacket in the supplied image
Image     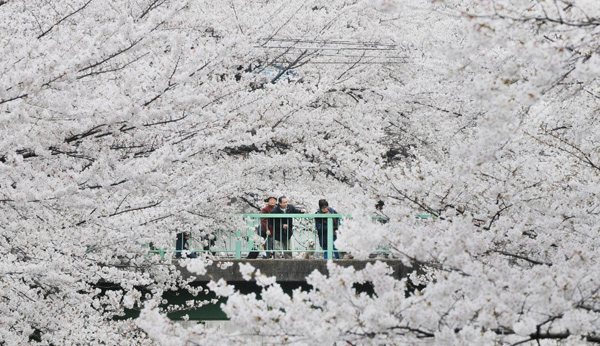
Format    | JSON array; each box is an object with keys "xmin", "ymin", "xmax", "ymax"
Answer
[{"xmin": 261, "ymin": 196, "xmax": 277, "ymax": 258}]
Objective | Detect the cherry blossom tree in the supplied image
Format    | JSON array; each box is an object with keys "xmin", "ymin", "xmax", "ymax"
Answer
[
  {"xmin": 2, "ymin": 0, "xmax": 600, "ymax": 345},
  {"xmin": 0, "ymin": 0, "xmax": 410, "ymax": 343}
]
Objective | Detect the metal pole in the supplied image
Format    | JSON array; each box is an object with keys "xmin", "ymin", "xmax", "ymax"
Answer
[
  {"xmin": 248, "ymin": 218, "xmax": 255, "ymax": 256},
  {"xmin": 327, "ymin": 217, "xmax": 333, "ymax": 260},
  {"xmin": 235, "ymin": 230, "xmax": 242, "ymax": 259}
]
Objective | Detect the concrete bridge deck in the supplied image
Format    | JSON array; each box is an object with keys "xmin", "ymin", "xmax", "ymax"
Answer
[{"xmin": 178, "ymin": 258, "xmax": 413, "ymax": 282}]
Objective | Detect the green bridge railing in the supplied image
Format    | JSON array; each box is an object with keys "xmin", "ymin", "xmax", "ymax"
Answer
[{"xmin": 147, "ymin": 213, "xmax": 435, "ymax": 260}]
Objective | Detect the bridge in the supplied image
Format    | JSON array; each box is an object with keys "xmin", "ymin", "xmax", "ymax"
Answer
[
  {"xmin": 146, "ymin": 213, "xmax": 432, "ymax": 321},
  {"xmin": 147, "ymin": 213, "xmax": 434, "ymax": 261},
  {"xmin": 178, "ymin": 258, "xmax": 413, "ymax": 282}
]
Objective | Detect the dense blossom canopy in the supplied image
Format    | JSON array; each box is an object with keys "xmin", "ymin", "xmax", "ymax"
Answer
[{"xmin": 1, "ymin": 0, "xmax": 599, "ymax": 345}]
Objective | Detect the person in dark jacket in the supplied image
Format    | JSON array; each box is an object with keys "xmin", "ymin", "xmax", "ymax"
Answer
[
  {"xmin": 315, "ymin": 199, "xmax": 340, "ymax": 259},
  {"xmin": 175, "ymin": 231, "xmax": 198, "ymax": 259},
  {"xmin": 375, "ymin": 200, "xmax": 389, "ymax": 224},
  {"xmin": 271, "ymin": 196, "xmax": 306, "ymax": 259}
]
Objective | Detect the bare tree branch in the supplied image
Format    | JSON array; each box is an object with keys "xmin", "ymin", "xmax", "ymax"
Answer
[
  {"xmin": 77, "ymin": 52, "xmax": 149, "ymax": 80},
  {"xmin": 491, "ymin": 249, "xmax": 552, "ymax": 266},
  {"xmin": 139, "ymin": 0, "xmax": 167, "ymax": 20},
  {"xmin": 389, "ymin": 184, "xmax": 440, "ymax": 218},
  {"xmin": 38, "ymin": 0, "xmax": 94, "ymax": 39},
  {"xmin": 108, "ymin": 201, "xmax": 162, "ymax": 217},
  {"xmin": 78, "ymin": 37, "xmax": 144, "ymax": 73},
  {"xmin": 0, "ymin": 93, "xmax": 28, "ymax": 105},
  {"xmin": 65, "ymin": 125, "xmax": 106, "ymax": 143}
]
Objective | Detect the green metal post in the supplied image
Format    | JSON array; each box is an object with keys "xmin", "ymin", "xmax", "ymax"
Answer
[
  {"xmin": 327, "ymin": 217, "xmax": 334, "ymax": 260},
  {"xmin": 247, "ymin": 218, "xmax": 255, "ymax": 256},
  {"xmin": 235, "ymin": 230, "xmax": 242, "ymax": 259}
]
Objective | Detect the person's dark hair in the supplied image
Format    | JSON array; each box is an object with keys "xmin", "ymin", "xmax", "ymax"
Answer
[
  {"xmin": 278, "ymin": 196, "xmax": 287, "ymax": 203},
  {"xmin": 376, "ymin": 200, "xmax": 385, "ymax": 210},
  {"xmin": 318, "ymin": 199, "xmax": 329, "ymax": 209}
]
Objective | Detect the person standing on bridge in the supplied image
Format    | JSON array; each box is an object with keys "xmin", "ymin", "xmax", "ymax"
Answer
[
  {"xmin": 260, "ymin": 196, "xmax": 277, "ymax": 259},
  {"xmin": 271, "ymin": 196, "xmax": 306, "ymax": 259},
  {"xmin": 175, "ymin": 231, "xmax": 198, "ymax": 259},
  {"xmin": 315, "ymin": 199, "xmax": 340, "ymax": 259}
]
